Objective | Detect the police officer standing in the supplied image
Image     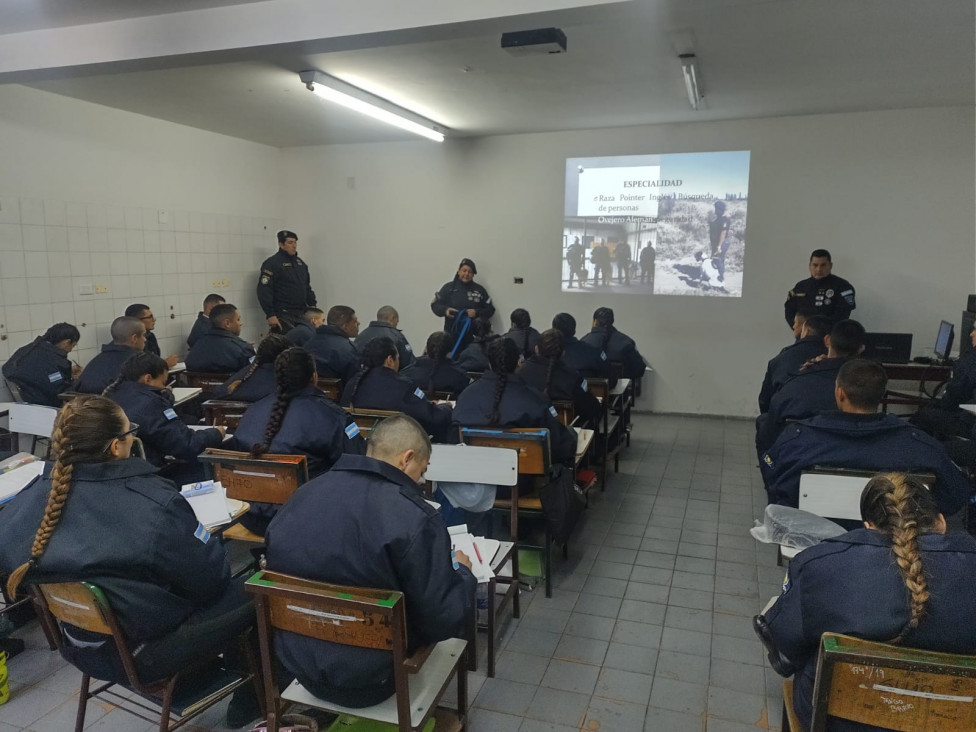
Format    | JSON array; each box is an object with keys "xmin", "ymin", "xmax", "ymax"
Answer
[
  {"xmin": 257, "ymin": 230, "xmax": 317, "ymax": 333},
  {"xmin": 784, "ymin": 248, "xmax": 856, "ymax": 328}
]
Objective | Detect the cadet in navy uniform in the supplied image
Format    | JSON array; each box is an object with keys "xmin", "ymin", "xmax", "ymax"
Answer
[
  {"xmin": 582, "ymin": 307, "xmax": 646, "ymax": 383},
  {"xmin": 231, "ymin": 348, "xmax": 365, "ymax": 534},
  {"xmin": 185, "ymin": 303, "xmax": 255, "ymax": 373},
  {"xmin": 304, "ymin": 305, "xmax": 361, "ymax": 384},
  {"xmin": 453, "ymin": 317, "xmax": 497, "ymax": 373},
  {"xmin": 758, "ymin": 474, "xmax": 976, "ymax": 732},
  {"xmin": 501, "ymin": 308, "xmax": 541, "ymax": 361},
  {"xmin": 354, "ymin": 305, "xmax": 416, "ymax": 370},
  {"xmin": 2, "ymin": 323, "xmax": 81, "ymax": 407},
  {"xmin": 519, "ymin": 329, "xmax": 602, "ymax": 430},
  {"xmin": 430, "ymin": 258, "xmax": 495, "ymax": 336},
  {"xmin": 0, "ymin": 397, "xmax": 256, "ymax": 723},
  {"xmin": 264, "ymin": 415, "xmax": 475, "ymax": 708},
  {"xmin": 784, "ymin": 248, "xmax": 856, "ymax": 328},
  {"xmin": 758, "ymin": 315, "xmax": 830, "ymax": 413},
  {"xmin": 285, "ymin": 307, "xmax": 324, "ymax": 347},
  {"xmin": 551, "ymin": 313, "xmax": 615, "ymax": 386},
  {"xmin": 125, "ymin": 303, "xmax": 178, "ymax": 368},
  {"xmin": 454, "ymin": 338, "xmax": 577, "ymax": 466},
  {"xmin": 76, "ymin": 316, "xmax": 147, "ymax": 394},
  {"xmin": 401, "ymin": 331, "xmax": 471, "ymax": 398},
  {"xmin": 186, "ymin": 293, "xmax": 224, "ymax": 349},
  {"xmin": 761, "ymin": 359, "xmax": 969, "ymax": 517},
  {"xmin": 212, "ymin": 334, "xmax": 290, "ymax": 403},
  {"xmin": 257, "ymin": 230, "xmax": 317, "ymax": 333},
  {"xmin": 911, "ymin": 321, "xmax": 976, "ymax": 441},
  {"xmin": 341, "ymin": 338, "xmax": 453, "ymax": 443},
  {"xmin": 105, "ymin": 353, "xmax": 225, "ymax": 483}
]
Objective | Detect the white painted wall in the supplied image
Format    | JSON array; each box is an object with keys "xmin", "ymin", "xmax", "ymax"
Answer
[{"xmin": 281, "ymin": 106, "xmax": 975, "ymax": 417}]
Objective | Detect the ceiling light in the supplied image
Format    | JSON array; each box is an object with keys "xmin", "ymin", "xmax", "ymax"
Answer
[
  {"xmin": 299, "ymin": 70, "xmax": 446, "ymax": 142},
  {"xmin": 679, "ymin": 54, "xmax": 703, "ymax": 110}
]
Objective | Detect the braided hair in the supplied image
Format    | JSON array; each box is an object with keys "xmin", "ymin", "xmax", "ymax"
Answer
[
  {"xmin": 593, "ymin": 307, "xmax": 615, "ymax": 354},
  {"xmin": 510, "ymin": 308, "xmax": 533, "ymax": 359},
  {"xmin": 251, "ymin": 348, "xmax": 316, "ymax": 458},
  {"xmin": 103, "ymin": 351, "xmax": 168, "ymax": 396},
  {"xmin": 345, "ymin": 337, "xmax": 398, "ymax": 406},
  {"xmin": 536, "ymin": 329, "xmax": 565, "ymax": 398},
  {"xmin": 860, "ymin": 473, "xmax": 942, "ymax": 643},
  {"xmin": 424, "ymin": 331, "xmax": 451, "ymax": 395},
  {"xmin": 6, "ymin": 396, "xmax": 127, "ymax": 597},
  {"xmin": 486, "ymin": 338, "xmax": 519, "ymax": 424},
  {"xmin": 228, "ymin": 334, "xmax": 289, "ymax": 394}
]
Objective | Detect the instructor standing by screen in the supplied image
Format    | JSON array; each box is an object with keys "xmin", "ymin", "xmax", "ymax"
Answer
[
  {"xmin": 431, "ymin": 258, "xmax": 495, "ymax": 335},
  {"xmin": 784, "ymin": 248, "xmax": 855, "ymax": 329},
  {"xmin": 257, "ymin": 230, "xmax": 317, "ymax": 333}
]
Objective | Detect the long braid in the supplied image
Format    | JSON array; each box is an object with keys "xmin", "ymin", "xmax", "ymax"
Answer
[
  {"xmin": 425, "ymin": 331, "xmax": 450, "ymax": 396},
  {"xmin": 537, "ymin": 329, "xmax": 565, "ymax": 399},
  {"xmin": 345, "ymin": 338, "xmax": 398, "ymax": 407},
  {"xmin": 487, "ymin": 338, "xmax": 519, "ymax": 424},
  {"xmin": 345, "ymin": 366, "xmax": 370, "ymax": 407},
  {"xmin": 251, "ymin": 348, "xmax": 314, "ymax": 457},
  {"xmin": 232, "ymin": 334, "xmax": 289, "ymax": 394}
]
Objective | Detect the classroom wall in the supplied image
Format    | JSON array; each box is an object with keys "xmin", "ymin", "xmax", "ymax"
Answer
[
  {"xmin": 0, "ymin": 85, "xmax": 283, "ymax": 398},
  {"xmin": 280, "ymin": 105, "xmax": 975, "ymax": 417}
]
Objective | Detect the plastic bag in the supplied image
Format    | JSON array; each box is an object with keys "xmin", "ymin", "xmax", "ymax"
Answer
[{"xmin": 750, "ymin": 504, "xmax": 846, "ymax": 550}]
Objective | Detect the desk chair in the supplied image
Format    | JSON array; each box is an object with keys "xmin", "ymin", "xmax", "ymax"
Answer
[
  {"xmin": 344, "ymin": 407, "xmax": 398, "ymax": 438},
  {"xmin": 551, "ymin": 399, "xmax": 575, "ymax": 427},
  {"xmin": 3, "ymin": 377, "xmax": 24, "ymax": 402},
  {"xmin": 31, "ymin": 581, "xmax": 260, "ymax": 732},
  {"xmin": 315, "ymin": 377, "xmax": 342, "ymax": 401},
  {"xmin": 783, "ymin": 632, "xmax": 976, "ymax": 732},
  {"xmin": 587, "ymin": 377, "xmax": 622, "ymax": 488},
  {"xmin": 245, "ymin": 570, "xmax": 467, "ymax": 732},
  {"xmin": 9, "ymin": 402, "xmax": 58, "ymax": 458},
  {"xmin": 175, "ymin": 371, "xmax": 231, "ymax": 393},
  {"xmin": 202, "ymin": 399, "xmax": 251, "ymax": 431},
  {"xmin": 56, "ymin": 390, "xmax": 85, "ymax": 405}
]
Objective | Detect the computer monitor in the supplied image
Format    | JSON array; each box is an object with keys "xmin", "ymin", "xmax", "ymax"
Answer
[{"xmin": 934, "ymin": 320, "xmax": 954, "ymax": 361}]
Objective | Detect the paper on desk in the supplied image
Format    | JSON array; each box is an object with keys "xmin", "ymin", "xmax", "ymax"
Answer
[
  {"xmin": 181, "ymin": 480, "xmax": 235, "ymax": 528},
  {"xmin": 0, "ymin": 460, "xmax": 44, "ymax": 505},
  {"xmin": 447, "ymin": 524, "xmax": 495, "ymax": 582},
  {"xmin": 169, "ymin": 362, "xmax": 187, "ymax": 374}
]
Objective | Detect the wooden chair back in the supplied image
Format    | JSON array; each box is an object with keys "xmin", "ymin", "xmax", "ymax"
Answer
[
  {"xmin": 198, "ymin": 448, "xmax": 308, "ymax": 505},
  {"xmin": 551, "ymin": 400, "xmax": 575, "ymax": 426},
  {"xmin": 809, "ymin": 632, "xmax": 976, "ymax": 732},
  {"xmin": 431, "ymin": 390, "xmax": 455, "ymax": 402},
  {"xmin": 176, "ymin": 371, "xmax": 231, "ymax": 392},
  {"xmin": 202, "ymin": 400, "xmax": 251, "ymax": 431},
  {"xmin": 316, "ymin": 377, "xmax": 342, "ymax": 401},
  {"xmin": 344, "ymin": 407, "xmax": 398, "ymax": 437},
  {"xmin": 460, "ymin": 427, "xmax": 550, "ymax": 477}
]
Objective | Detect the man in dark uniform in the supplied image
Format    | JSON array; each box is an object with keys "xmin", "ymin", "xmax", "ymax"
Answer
[
  {"xmin": 285, "ymin": 308, "xmax": 325, "ymax": 347},
  {"xmin": 591, "ymin": 242, "xmax": 611, "ymax": 286},
  {"xmin": 761, "ymin": 359, "xmax": 969, "ymax": 516},
  {"xmin": 257, "ymin": 230, "xmax": 317, "ymax": 333},
  {"xmin": 709, "ymin": 201, "xmax": 732, "ymax": 282},
  {"xmin": 305, "ymin": 305, "xmax": 361, "ymax": 384},
  {"xmin": 354, "ymin": 306, "xmax": 415, "ymax": 369},
  {"xmin": 613, "ymin": 242, "xmax": 631, "ymax": 285},
  {"xmin": 758, "ymin": 315, "xmax": 830, "ymax": 413},
  {"xmin": 264, "ymin": 415, "xmax": 475, "ymax": 708},
  {"xmin": 2, "ymin": 323, "xmax": 81, "ymax": 406},
  {"xmin": 551, "ymin": 313, "xmax": 615, "ymax": 387},
  {"xmin": 638, "ymin": 244, "xmax": 655, "ymax": 285},
  {"xmin": 125, "ymin": 303, "xmax": 179, "ymax": 368},
  {"xmin": 566, "ymin": 237, "xmax": 587, "ymax": 288},
  {"xmin": 76, "ymin": 316, "xmax": 147, "ymax": 394},
  {"xmin": 784, "ymin": 248, "xmax": 856, "ymax": 328},
  {"xmin": 185, "ymin": 304, "xmax": 255, "ymax": 373},
  {"xmin": 187, "ymin": 294, "xmax": 224, "ymax": 349}
]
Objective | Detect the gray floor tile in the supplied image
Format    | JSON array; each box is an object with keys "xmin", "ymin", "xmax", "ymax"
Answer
[
  {"xmin": 573, "ymin": 593, "xmax": 623, "ymax": 618},
  {"xmin": 625, "ymin": 580, "xmax": 671, "ymax": 604},
  {"xmin": 582, "ymin": 574, "xmax": 628, "ymax": 598},
  {"xmin": 583, "ymin": 697, "xmax": 648, "ymax": 730},
  {"xmin": 602, "ymin": 533, "xmax": 643, "ymax": 550},
  {"xmin": 660, "ymin": 626, "xmax": 712, "ymax": 657},
  {"xmin": 564, "ymin": 613, "xmax": 616, "ymax": 642},
  {"xmin": 643, "ymin": 706, "xmax": 704, "ymax": 732},
  {"xmin": 553, "ymin": 635, "xmax": 609, "ymax": 665},
  {"xmin": 664, "ymin": 606, "xmax": 713, "ymax": 633},
  {"xmin": 612, "ymin": 620, "xmax": 663, "ymax": 649},
  {"xmin": 629, "ymin": 565, "xmax": 673, "ymax": 586},
  {"xmin": 671, "ymin": 569, "xmax": 714, "ymax": 591},
  {"xmin": 518, "ymin": 720, "xmax": 579, "ymax": 732},
  {"xmin": 654, "ymin": 649, "xmax": 711, "ymax": 685},
  {"xmin": 493, "ymin": 650, "xmax": 551, "ymax": 686},
  {"xmin": 668, "ymin": 586, "xmax": 714, "ymax": 611},
  {"xmin": 523, "ymin": 686, "xmax": 590, "ymax": 727},
  {"xmin": 506, "ymin": 626, "xmax": 561, "ymax": 658},
  {"xmin": 467, "ymin": 708, "xmax": 523, "ymax": 731},
  {"xmin": 0, "ymin": 685, "xmax": 72, "ymax": 728},
  {"xmin": 649, "ymin": 677, "xmax": 708, "ymax": 716},
  {"xmin": 589, "ymin": 560, "xmax": 632, "ymax": 580},
  {"xmin": 634, "ymin": 550, "xmax": 676, "ymax": 569},
  {"xmin": 709, "ymin": 658, "xmax": 767, "ymax": 695},
  {"xmin": 674, "ymin": 555, "xmax": 716, "ymax": 575},
  {"xmin": 474, "ymin": 678, "xmax": 539, "ymax": 716},
  {"xmin": 540, "ymin": 659, "xmax": 600, "ymax": 694},
  {"xmin": 710, "ymin": 633, "xmax": 766, "ymax": 666},
  {"xmin": 617, "ymin": 599, "xmax": 667, "ymax": 625},
  {"xmin": 604, "ymin": 643, "xmax": 658, "ymax": 675},
  {"xmin": 707, "ymin": 684, "xmax": 768, "ymax": 725},
  {"xmin": 519, "ymin": 606, "xmax": 571, "ymax": 634},
  {"xmin": 595, "ymin": 667, "xmax": 655, "ymax": 705}
]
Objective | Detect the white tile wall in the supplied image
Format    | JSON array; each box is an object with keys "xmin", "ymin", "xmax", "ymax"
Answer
[{"xmin": 0, "ymin": 195, "xmax": 280, "ymax": 400}]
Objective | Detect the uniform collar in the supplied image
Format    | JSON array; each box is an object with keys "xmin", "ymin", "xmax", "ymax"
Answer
[
  {"xmin": 101, "ymin": 343, "xmax": 140, "ymax": 353},
  {"xmin": 42, "ymin": 456, "xmax": 160, "ymax": 481},
  {"xmin": 316, "ymin": 324, "xmax": 349, "ymax": 338},
  {"xmin": 330, "ymin": 454, "xmax": 422, "ymax": 494}
]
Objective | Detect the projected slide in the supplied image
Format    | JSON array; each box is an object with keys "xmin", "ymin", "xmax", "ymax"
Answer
[{"xmin": 562, "ymin": 151, "xmax": 750, "ymax": 297}]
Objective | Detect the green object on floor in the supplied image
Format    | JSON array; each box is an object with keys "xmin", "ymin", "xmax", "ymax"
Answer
[
  {"xmin": 518, "ymin": 548, "xmax": 543, "ymax": 581},
  {"xmin": 326, "ymin": 715, "xmax": 436, "ymax": 732}
]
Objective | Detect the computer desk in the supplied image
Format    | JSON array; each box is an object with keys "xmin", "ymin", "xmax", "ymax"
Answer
[{"xmin": 881, "ymin": 361, "xmax": 952, "ymax": 411}]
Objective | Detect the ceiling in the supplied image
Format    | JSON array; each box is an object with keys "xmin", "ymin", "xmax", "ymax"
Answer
[{"xmin": 3, "ymin": 0, "xmax": 974, "ymax": 148}]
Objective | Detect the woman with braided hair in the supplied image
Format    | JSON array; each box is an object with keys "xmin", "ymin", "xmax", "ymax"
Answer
[
  {"xmin": 212, "ymin": 333, "xmax": 290, "ymax": 402},
  {"xmin": 502, "ymin": 308, "xmax": 541, "ymax": 361},
  {"xmin": 759, "ymin": 473, "xmax": 976, "ymax": 732},
  {"xmin": 581, "ymin": 307, "xmax": 647, "ymax": 384},
  {"xmin": 2, "ymin": 322, "xmax": 81, "ymax": 406},
  {"xmin": 401, "ymin": 331, "xmax": 471, "ymax": 398},
  {"xmin": 518, "ymin": 329, "xmax": 602, "ymax": 430},
  {"xmin": 453, "ymin": 316, "xmax": 498, "ymax": 373},
  {"xmin": 0, "ymin": 396, "xmax": 257, "ymax": 721}
]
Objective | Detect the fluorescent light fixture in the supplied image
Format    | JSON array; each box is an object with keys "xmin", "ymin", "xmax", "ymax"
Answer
[
  {"xmin": 299, "ymin": 70, "xmax": 446, "ymax": 142},
  {"xmin": 679, "ymin": 54, "xmax": 703, "ymax": 110}
]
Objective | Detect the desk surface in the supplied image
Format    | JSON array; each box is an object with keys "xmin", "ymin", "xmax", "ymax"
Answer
[
  {"xmin": 575, "ymin": 427, "xmax": 595, "ymax": 463},
  {"xmin": 173, "ymin": 387, "xmax": 202, "ymax": 405}
]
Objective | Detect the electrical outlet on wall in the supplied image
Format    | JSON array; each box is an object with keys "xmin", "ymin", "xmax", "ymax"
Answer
[{"xmin": 94, "ymin": 284, "xmax": 108, "ymax": 294}]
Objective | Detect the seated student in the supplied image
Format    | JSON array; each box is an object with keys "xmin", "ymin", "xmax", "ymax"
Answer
[
  {"xmin": 104, "ymin": 352, "xmax": 225, "ymax": 482},
  {"xmin": 230, "ymin": 347, "xmax": 366, "ymax": 534},
  {"xmin": 340, "ymin": 338, "xmax": 453, "ymax": 443},
  {"xmin": 518, "ymin": 328, "xmax": 602, "ymax": 430},
  {"xmin": 76, "ymin": 316, "xmax": 147, "ymax": 394},
  {"xmin": 185, "ymin": 303, "xmax": 255, "ymax": 373},
  {"xmin": 502, "ymin": 308, "xmax": 541, "ymax": 362},
  {"xmin": 186, "ymin": 293, "xmax": 224, "ymax": 349},
  {"xmin": 304, "ymin": 305, "xmax": 361, "ymax": 384},
  {"xmin": 756, "ymin": 318, "xmax": 866, "ymax": 458},
  {"xmin": 354, "ymin": 305, "xmax": 416, "ymax": 370},
  {"xmin": 264, "ymin": 414, "xmax": 475, "ymax": 708},
  {"xmin": 758, "ymin": 315, "xmax": 830, "ymax": 414},
  {"xmin": 125, "ymin": 303, "xmax": 179, "ymax": 368},
  {"xmin": 911, "ymin": 321, "xmax": 976, "ymax": 440},
  {"xmin": 758, "ymin": 474, "xmax": 976, "ymax": 732},
  {"xmin": 3, "ymin": 323, "xmax": 81, "ymax": 407},
  {"xmin": 212, "ymin": 334, "xmax": 291, "ymax": 402},
  {"xmin": 453, "ymin": 316, "xmax": 498, "ymax": 373},
  {"xmin": 581, "ymin": 307, "xmax": 647, "ymax": 383},
  {"xmin": 401, "ymin": 331, "xmax": 471, "ymax": 398},
  {"xmin": 551, "ymin": 312, "xmax": 615, "ymax": 386},
  {"xmin": 285, "ymin": 307, "xmax": 325, "ymax": 347},
  {"xmin": 0, "ymin": 396, "xmax": 257, "ymax": 727},
  {"xmin": 760, "ymin": 359, "xmax": 970, "ymax": 517}
]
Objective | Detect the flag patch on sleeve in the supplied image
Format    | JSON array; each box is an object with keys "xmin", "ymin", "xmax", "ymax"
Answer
[
  {"xmin": 345, "ymin": 422, "xmax": 360, "ymax": 439},
  {"xmin": 193, "ymin": 523, "xmax": 211, "ymax": 543}
]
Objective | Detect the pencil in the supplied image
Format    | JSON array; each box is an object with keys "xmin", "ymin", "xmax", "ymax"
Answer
[{"xmin": 473, "ymin": 542, "xmax": 483, "ymax": 564}]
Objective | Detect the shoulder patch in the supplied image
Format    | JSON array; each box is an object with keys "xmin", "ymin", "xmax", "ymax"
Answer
[
  {"xmin": 48, "ymin": 371, "xmax": 63, "ymax": 383},
  {"xmin": 782, "ymin": 570, "xmax": 791, "ymax": 592},
  {"xmin": 414, "ymin": 387, "xmax": 426, "ymax": 399},
  {"xmin": 163, "ymin": 408, "xmax": 178, "ymax": 421},
  {"xmin": 762, "ymin": 454, "xmax": 774, "ymax": 468},
  {"xmin": 600, "ymin": 351, "xmax": 608, "ymax": 361},
  {"xmin": 549, "ymin": 406, "xmax": 559, "ymax": 418},
  {"xmin": 581, "ymin": 378, "xmax": 588, "ymax": 391},
  {"xmin": 262, "ymin": 269, "xmax": 273, "ymax": 275},
  {"xmin": 260, "ymin": 275, "xmax": 270, "ymax": 285},
  {"xmin": 193, "ymin": 522, "xmax": 211, "ymax": 544},
  {"xmin": 345, "ymin": 422, "xmax": 361, "ymax": 439}
]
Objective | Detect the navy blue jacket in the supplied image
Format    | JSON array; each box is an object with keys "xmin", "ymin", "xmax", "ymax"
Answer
[
  {"xmin": 0, "ymin": 458, "xmax": 230, "ymax": 642},
  {"xmin": 766, "ymin": 529, "xmax": 976, "ymax": 732},
  {"xmin": 305, "ymin": 325, "xmax": 361, "ymax": 384},
  {"xmin": 230, "ymin": 384, "xmax": 365, "ymax": 478},
  {"xmin": 257, "ymin": 249, "xmax": 317, "ymax": 318},
  {"xmin": 784, "ymin": 273, "xmax": 856, "ymax": 327},
  {"xmin": 941, "ymin": 347, "xmax": 976, "ymax": 410},
  {"xmin": 285, "ymin": 321, "xmax": 315, "ymax": 347},
  {"xmin": 2, "ymin": 339, "xmax": 74, "ymax": 407},
  {"xmin": 453, "ymin": 372, "xmax": 577, "ymax": 466},
  {"xmin": 144, "ymin": 331, "xmax": 161, "ymax": 357},
  {"xmin": 758, "ymin": 336, "xmax": 828, "ymax": 413},
  {"xmin": 755, "ymin": 357, "xmax": 847, "ymax": 456},
  {"xmin": 454, "ymin": 337, "xmax": 497, "ymax": 373},
  {"xmin": 502, "ymin": 327, "xmax": 541, "ymax": 360},
  {"xmin": 76, "ymin": 343, "xmax": 141, "ymax": 394},
  {"xmin": 108, "ymin": 381, "xmax": 224, "ymax": 467},
  {"xmin": 401, "ymin": 357, "xmax": 470, "ymax": 398},
  {"xmin": 582, "ymin": 327, "xmax": 646, "ymax": 381},
  {"xmin": 562, "ymin": 336, "xmax": 615, "ymax": 387},
  {"xmin": 354, "ymin": 321, "xmax": 416, "ymax": 370},
  {"xmin": 212, "ymin": 362, "xmax": 276, "ymax": 402},
  {"xmin": 185, "ymin": 328, "xmax": 255, "ymax": 373},
  {"xmin": 518, "ymin": 355, "xmax": 602, "ymax": 430},
  {"xmin": 186, "ymin": 312, "xmax": 210, "ymax": 349},
  {"xmin": 761, "ymin": 412, "xmax": 970, "ymax": 515},
  {"xmin": 265, "ymin": 454, "xmax": 475, "ymax": 708},
  {"xmin": 430, "ymin": 277, "xmax": 494, "ymax": 333},
  {"xmin": 340, "ymin": 367, "xmax": 454, "ymax": 443}
]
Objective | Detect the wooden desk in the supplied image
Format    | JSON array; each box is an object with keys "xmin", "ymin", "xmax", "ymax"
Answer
[
  {"xmin": 172, "ymin": 387, "xmax": 202, "ymax": 406},
  {"xmin": 574, "ymin": 427, "xmax": 595, "ymax": 469},
  {"xmin": 468, "ymin": 540, "xmax": 519, "ymax": 678},
  {"xmin": 881, "ymin": 362, "xmax": 951, "ymax": 410}
]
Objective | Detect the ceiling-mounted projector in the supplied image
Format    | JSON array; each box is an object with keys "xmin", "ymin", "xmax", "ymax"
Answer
[{"xmin": 501, "ymin": 28, "xmax": 567, "ymax": 56}]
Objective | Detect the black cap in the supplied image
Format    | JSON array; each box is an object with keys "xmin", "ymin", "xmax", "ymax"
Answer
[
  {"xmin": 458, "ymin": 258, "xmax": 477, "ymax": 274},
  {"xmin": 277, "ymin": 230, "xmax": 298, "ymax": 243}
]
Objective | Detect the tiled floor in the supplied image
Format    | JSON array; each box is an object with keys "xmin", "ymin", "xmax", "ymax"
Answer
[{"xmin": 0, "ymin": 413, "xmax": 785, "ymax": 731}]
